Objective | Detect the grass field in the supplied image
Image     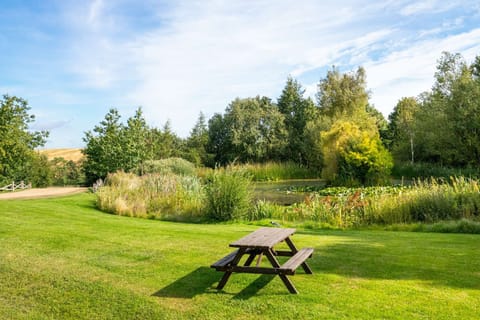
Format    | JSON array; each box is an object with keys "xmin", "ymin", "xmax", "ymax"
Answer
[{"xmin": 1, "ymin": 193, "xmax": 479, "ymax": 319}]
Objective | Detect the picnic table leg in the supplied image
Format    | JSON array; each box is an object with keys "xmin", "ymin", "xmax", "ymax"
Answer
[
  {"xmin": 285, "ymin": 237, "xmax": 313, "ymax": 274},
  {"xmin": 216, "ymin": 248, "xmax": 246, "ymax": 290},
  {"xmin": 264, "ymin": 248, "xmax": 298, "ymax": 294},
  {"xmin": 244, "ymin": 249, "xmax": 260, "ymax": 266}
]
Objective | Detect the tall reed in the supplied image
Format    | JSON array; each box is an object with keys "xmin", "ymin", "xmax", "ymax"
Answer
[
  {"xmin": 250, "ymin": 177, "xmax": 480, "ymax": 229},
  {"xmin": 97, "ymin": 171, "xmax": 205, "ymax": 221},
  {"xmin": 234, "ymin": 162, "xmax": 318, "ymax": 181}
]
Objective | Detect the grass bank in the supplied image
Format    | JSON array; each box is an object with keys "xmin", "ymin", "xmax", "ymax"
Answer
[{"xmin": 1, "ymin": 193, "xmax": 479, "ymax": 319}]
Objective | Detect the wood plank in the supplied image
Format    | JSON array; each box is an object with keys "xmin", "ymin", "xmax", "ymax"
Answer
[
  {"xmin": 229, "ymin": 266, "xmax": 279, "ymax": 275},
  {"xmin": 280, "ymin": 248, "xmax": 314, "ymax": 275},
  {"xmin": 230, "ymin": 227, "xmax": 296, "ymax": 249},
  {"xmin": 211, "ymin": 250, "xmax": 239, "ymax": 269}
]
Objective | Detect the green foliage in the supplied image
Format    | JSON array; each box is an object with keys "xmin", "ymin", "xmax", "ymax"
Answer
[
  {"xmin": 83, "ymin": 108, "xmax": 153, "ymax": 184},
  {"xmin": 317, "ymin": 66, "xmax": 369, "ymax": 119},
  {"xmin": 303, "ymin": 115, "xmax": 331, "ymax": 170},
  {"xmin": 82, "ymin": 109, "xmax": 127, "ymax": 184},
  {"xmin": 321, "ymin": 121, "xmax": 393, "ymax": 186},
  {"xmin": 149, "ymin": 121, "xmax": 185, "ymax": 160},
  {"xmin": 27, "ymin": 153, "xmax": 53, "ymax": 187},
  {"xmin": 228, "ymin": 96, "xmax": 288, "ymax": 162},
  {"xmin": 140, "ymin": 158, "xmax": 197, "ymax": 176},
  {"xmin": 392, "ymin": 162, "xmax": 480, "ymax": 179},
  {"xmin": 406, "ymin": 52, "xmax": 480, "ymax": 167},
  {"xmin": 205, "ymin": 166, "xmax": 252, "ymax": 221},
  {"xmin": 366, "ymin": 104, "xmax": 389, "ymax": 146},
  {"xmin": 0, "ymin": 95, "xmax": 49, "ymax": 185},
  {"xmin": 387, "ymin": 97, "xmax": 419, "ymax": 162},
  {"xmin": 277, "ymin": 76, "xmax": 317, "ymax": 164},
  {"xmin": 207, "ymin": 97, "xmax": 288, "ymax": 165},
  {"xmin": 50, "ymin": 157, "xmax": 85, "ymax": 186},
  {"xmin": 184, "ymin": 112, "xmax": 210, "ymax": 166}
]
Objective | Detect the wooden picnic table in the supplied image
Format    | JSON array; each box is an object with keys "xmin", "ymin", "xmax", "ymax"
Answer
[{"xmin": 211, "ymin": 227, "xmax": 313, "ymax": 294}]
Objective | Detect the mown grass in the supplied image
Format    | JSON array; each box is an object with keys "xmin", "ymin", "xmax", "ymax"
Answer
[{"xmin": 1, "ymin": 193, "xmax": 479, "ymax": 319}]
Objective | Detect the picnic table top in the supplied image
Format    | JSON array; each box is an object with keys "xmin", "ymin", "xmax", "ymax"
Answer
[{"xmin": 229, "ymin": 227, "xmax": 296, "ymax": 249}]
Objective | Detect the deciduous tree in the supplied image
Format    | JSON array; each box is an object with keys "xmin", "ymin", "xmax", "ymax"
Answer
[{"xmin": 0, "ymin": 95, "xmax": 49, "ymax": 185}]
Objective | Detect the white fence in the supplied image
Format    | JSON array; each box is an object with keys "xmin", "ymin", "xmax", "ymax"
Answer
[{"xmin": 0, "ymin": 181, "xmax": 32, "ymax": 192}]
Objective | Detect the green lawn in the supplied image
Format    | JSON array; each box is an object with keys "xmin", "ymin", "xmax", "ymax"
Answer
[{"xmin": 0, "ymin": 193, "xmax": 479, "ymax": 319}]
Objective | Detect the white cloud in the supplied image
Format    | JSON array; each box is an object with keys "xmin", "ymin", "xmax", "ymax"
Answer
[
  {"xmin": 365, "ymin": 28, "xmax": 480, "ymax": 116},
  {"xmin": 88, "ymin": 0, "xmax": 104, "ymax": 27},
  {"xmin": 54, "ymin": 0, "xmax": 480, "ymax": 141}
]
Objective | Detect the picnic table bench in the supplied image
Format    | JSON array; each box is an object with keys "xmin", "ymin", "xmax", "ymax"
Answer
[{"xmin": 211, "ymin": 227, "xmax": 313, "ymax": 294}]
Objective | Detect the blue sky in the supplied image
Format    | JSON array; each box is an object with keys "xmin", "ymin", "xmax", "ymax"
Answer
[{"xmin": 1, "ymin": 0, "xmax": 479, "ymax": 148}]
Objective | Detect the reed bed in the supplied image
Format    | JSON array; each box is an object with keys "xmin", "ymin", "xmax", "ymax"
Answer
[{"xmin": 251, "ymin": 177, "xmax": 480, "ymax": 231}]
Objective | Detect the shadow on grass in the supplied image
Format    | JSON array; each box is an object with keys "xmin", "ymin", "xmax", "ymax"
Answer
[
  {"xmin": 152, "ymin": 267, "xmax": 218, "ymax": 298},
  {"xmin": 311, "ymin": 233, "xmax": 480, "ymax": 290},
  {"xmin": 232, "ymin": 274, "xmax": 276, "ymax": 300},
  {"xmin": 153, "ymin": 268, "xmax": 280, "ymax": 299}
]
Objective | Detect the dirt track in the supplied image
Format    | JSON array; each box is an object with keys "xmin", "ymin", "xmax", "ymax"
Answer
[{"xmin": 0, "ymin": 187, "xmax": 87, "ymax": 200}]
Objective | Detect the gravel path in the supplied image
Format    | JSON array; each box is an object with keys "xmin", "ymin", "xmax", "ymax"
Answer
[{"xmin": 0, "ymin": 187, "xmax": 87, "ymax": 200}]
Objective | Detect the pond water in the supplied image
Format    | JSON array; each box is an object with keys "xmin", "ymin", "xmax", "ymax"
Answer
[
  {"xmin": 253, "ymin": 178, "xmax": 413, "ymax": 206},
  {"xmin": 253, "ymin": 179, "xmax": 326, "ymax": 205}
]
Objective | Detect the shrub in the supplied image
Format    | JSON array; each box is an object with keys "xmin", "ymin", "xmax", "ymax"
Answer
[
  {"xmin": 321, "ymin": 121, "xmax": 393, "ymax": 186},
  {"xmin": 205, "ymin": 166, "xmax": 252, "ymax": 221}
]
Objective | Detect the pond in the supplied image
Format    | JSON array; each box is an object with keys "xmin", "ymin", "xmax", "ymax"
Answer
[{"xmin": 253, "ymin": 179, "xmax": 326, "ymax": 205}]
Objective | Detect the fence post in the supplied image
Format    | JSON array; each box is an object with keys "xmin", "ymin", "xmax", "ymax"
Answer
[{"xmin": 12, "ymin": 181, "xmax": 15, "ymax": 192}]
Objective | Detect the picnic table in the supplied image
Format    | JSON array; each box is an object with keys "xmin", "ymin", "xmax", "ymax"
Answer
[{"xmin": 211, "ymin": 227, "xmax": 313, "ymax": 294}]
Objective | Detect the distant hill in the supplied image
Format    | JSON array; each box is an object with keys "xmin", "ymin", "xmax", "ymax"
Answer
[{"xmin": 39, "ymin": 148, "xmax": 84, "ymax": 162}]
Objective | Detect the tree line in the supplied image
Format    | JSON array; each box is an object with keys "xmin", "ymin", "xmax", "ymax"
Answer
[{"xmin": 2, "ymin": 51, "xmax": 479, "ymax": 187}]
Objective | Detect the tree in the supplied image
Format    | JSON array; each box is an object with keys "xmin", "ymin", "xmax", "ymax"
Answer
[
  {"xmin": 207, "ymin": 113, "xmax": 234, "ymax": 166},
  {"xmin": 321, "ymin": 121, "xmax": 393, "ymax": 186},
  {"xmin": 185, "ymin": 112, "xmax": 209, "ymax": 166},
  {"xmin": 388, "ymin": 97, "xmax": 419, "ymax": 163},
  {"xmin": 83, "ymin": 108, "xmax": 153, "ymax": 184},
  {"xmin": 225, "ymin": 96, "xmax": 287, "ymax": 163},
  {"xmin": 303, "ymin": 114, "xmax": 331, "ymax": 170},
  {"xmin": 314, "ymin": 66, "xmax": 391, "ymax": 184},
  {"xmin": 277, "ymin": 76, "xmax": 317, "ymax": 164},
  {"xmin": 366, "ymin": 104, "xmax": 389, "ymax": 146},
  {"xmin": 0, "ymin": 95, "xmax": 49, "ymax": 185},
  {"xmin": 123, "ymin": 108, "xmax": 151, "ymax": 174},
  {"xmin": 317, "ymin": 66, "xmax": 369, "ymax": 120},
  {"xmin": 410, "ymin": 52, "xmax": 480, "ymax": 166},
  {"xmin": 150, "ymin": 120, "xmax": 184, "ymax": 160},
  {"xmin": 83, "ymin": 109, "xmax": 125, "ymax": 184}
]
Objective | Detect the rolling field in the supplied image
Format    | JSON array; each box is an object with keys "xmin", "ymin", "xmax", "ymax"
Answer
[{"xmin": 39, "ymin": 148, "xmax": 84, "ymax": 162}]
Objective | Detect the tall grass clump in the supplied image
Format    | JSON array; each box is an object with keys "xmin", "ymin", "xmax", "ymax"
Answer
[
  {"xmin": 237, "ymin": 161, "xmax": 318, "ymax": 181},
  {"xmin": 368, "ymin": 177, "xmax": 480, "ymax": 224},
  {"xmin": 205, "ymin": 166, "xmax": 252, "ymax": 221},
  {"xmin": 96, "ymin": 171, "xmax": 205, "ymax": 221}
]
